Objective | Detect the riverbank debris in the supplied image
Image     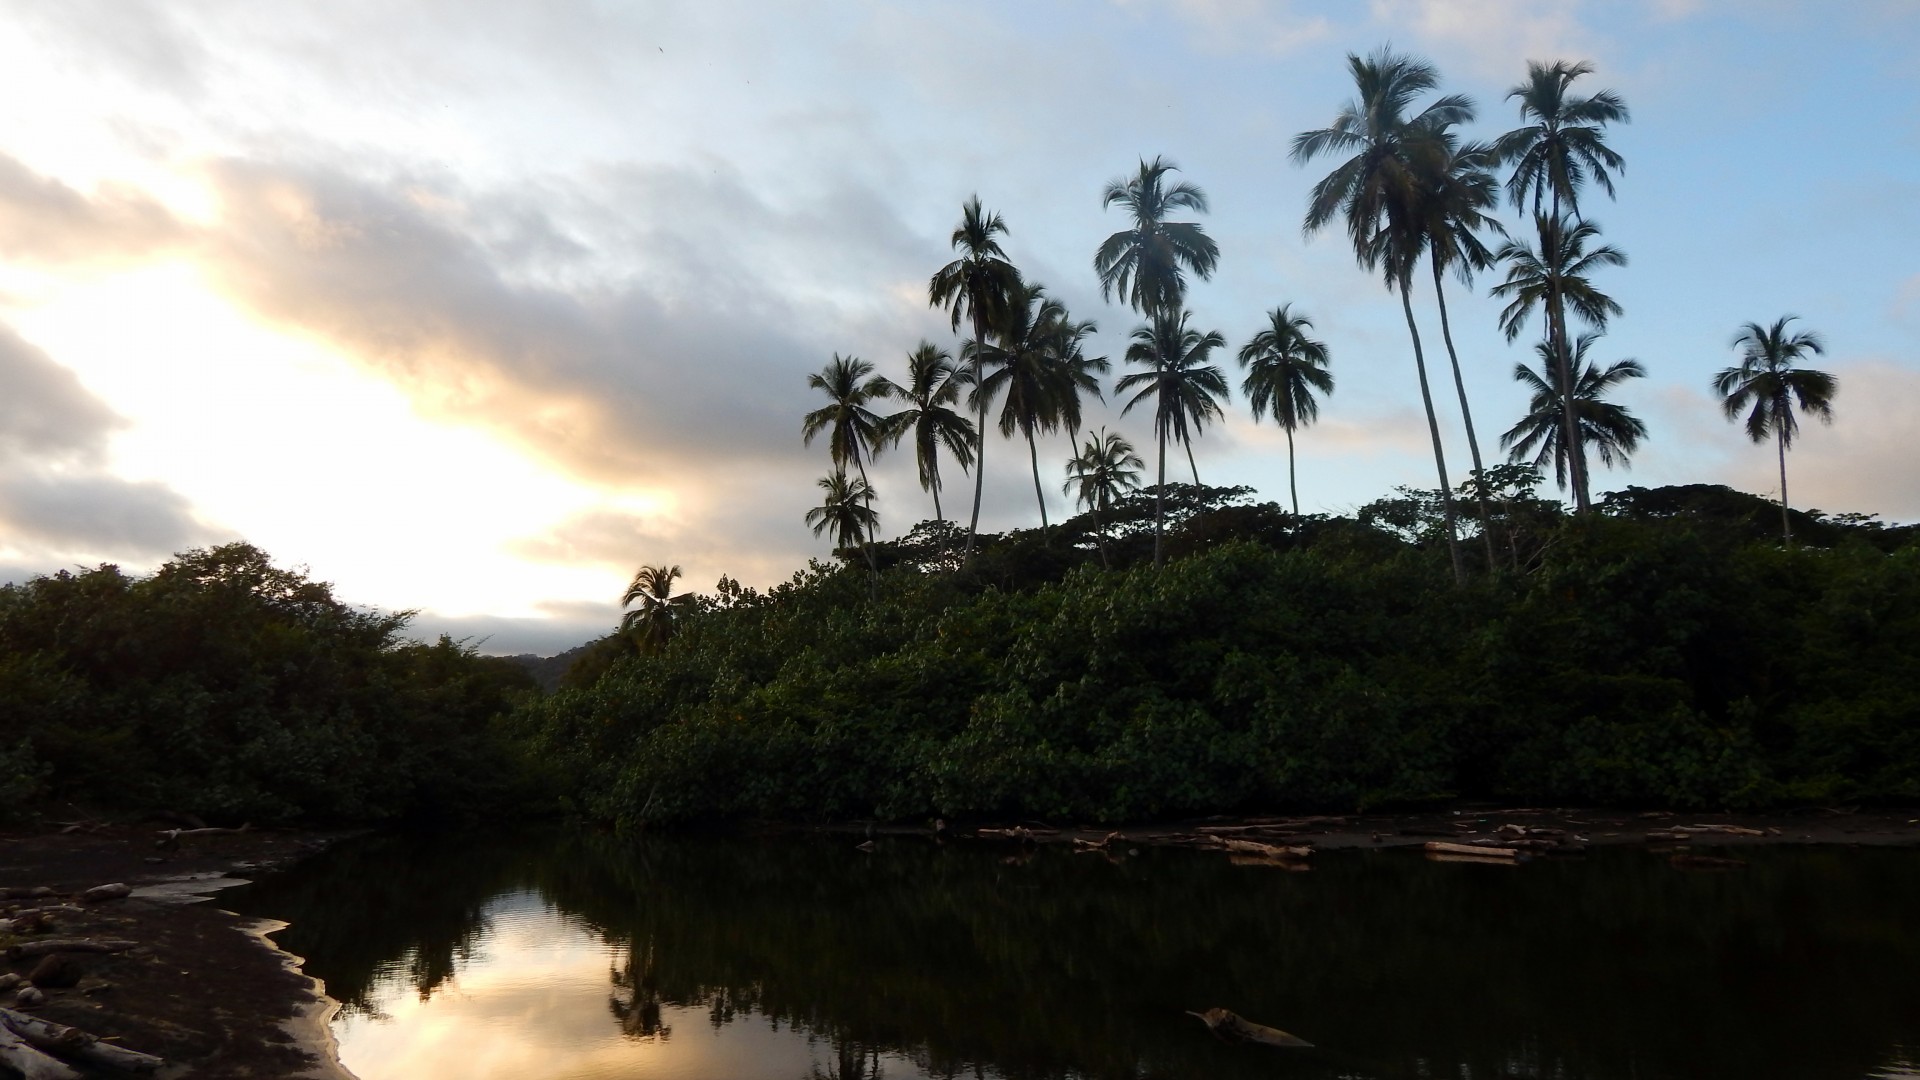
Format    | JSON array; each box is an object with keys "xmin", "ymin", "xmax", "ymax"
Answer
[
  {"xmin": 1187, "ymin": 1007, "xmax": 1314, "ymax": 1048},
  {"xmin": 1072, "ymin": 832, "xmax": 1123, "ymax": 852},
  {"xmin": 1424, "ymin": 841, "xmax": 1523, "ymax": 862},
  {"xmin": 1645, "ymin": 830, "xmax": 1693, "ymax": 842},
  {"xmin": 1670, "ymin": 853, "xmax": 1748, "ymax": 871},
  {"xmin": 0, "ymin": 1005, "xmax": 166, "ymax": 1075}
]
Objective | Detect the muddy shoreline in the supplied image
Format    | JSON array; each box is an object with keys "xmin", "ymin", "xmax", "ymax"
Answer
[
  {"xmin": 0, "ymin": 822, "xmax": 361, "ymax": 1079},
  {"xmin": 3, "ymin": 807, "xmax": 1917, "ymax": 1077}
]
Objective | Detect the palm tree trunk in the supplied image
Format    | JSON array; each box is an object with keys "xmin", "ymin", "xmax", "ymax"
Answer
[
  {"xmin": 1153, "ymin": 425, "xmax": 1167, "ymax": 568},
  {"xmin": 1093, "ymin": 502, "xmax": 1110, "ymax": 570},
  {"xmin": 1026, "ymin": 427, "xmax": 1050, "ymax": 539},
  {"xmin": 853, "ymin": 455, "xmax": 881, "ymax": 597},
  {"xmin": 1399, "ymin": 279, "xmax": 1465, "ymax": 586},
  {"xmin": 1547, "ymin": 194, "xmax": 1592, "ymax": 514},
  {"xmin": 1286, "ymin": 424, "xmax": 1299, "ymax": 516},
  {"xmin": 1432, "ymin": 260, "xmax": 1499, "ymax": 571},
  {"xmin": 927, "ymin": 434, "xmax": 944, "ymax": 523},
  {"xmin": 1778, "ymin": 428, "xmax": 1792, "ymax": 546},
  {"xmin": 965, "ymin": 314, "xmax": 989, "ymax": 560},
  {"xmin": 1184, "ymin": 437, "xmax": 1201, "ymax": 490}
]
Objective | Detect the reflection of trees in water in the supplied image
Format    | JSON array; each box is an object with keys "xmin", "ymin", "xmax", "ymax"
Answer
[
  {"xmin": 809, "ymin": 1036, "xmax": 884, "ymax": 1080},
  {"xmin": 608, "ymin": 937, "xmax": 671, "ymax": 1040},
  {"xmin": 236, "ymin": 831, "xmax": 1920, "ymax": 1080}
]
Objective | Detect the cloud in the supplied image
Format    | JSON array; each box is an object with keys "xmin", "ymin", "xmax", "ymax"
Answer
[
  {"xmin": 194, "ymin": 156, "xmax": 949, "ymax": 493},
  {"xmin": 0, "ymin": 155, "xmax": 184, "ymax": 268},
  {"xmin": 0, "ymin": 321, "xmax": 219, "ymax": 561},
  {"xmin": 1137, "ymin": 0, "xmax": 1335, "ymax": 55},
  {"xmin": 1367, "ymin": 0, "xmax": 1606, "ymax": 77}
]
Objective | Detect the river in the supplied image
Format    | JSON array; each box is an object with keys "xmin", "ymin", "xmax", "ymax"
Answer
[{"xmin": 227, "ymin": 830, "xmax": 1920, "ymax": 1080}]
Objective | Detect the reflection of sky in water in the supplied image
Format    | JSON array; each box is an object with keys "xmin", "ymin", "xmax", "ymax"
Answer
[{"xmin": 335, "ymin": 890, "xmax": 934, "ymax": 1080}]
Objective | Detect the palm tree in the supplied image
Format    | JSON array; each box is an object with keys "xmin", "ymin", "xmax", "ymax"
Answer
[
  {"xmin": 1293, "ymin": 46, "xmax": 1474, "ymax": 583},
  {"xmin": 880, "ymin": 342, "xmax": 975, "ymax": 523},
  {"xmin": 928, "ymin": 196, "xmax": 1024, "ymax": 559},
  {"xmin": 805, "ymin": 471, "xmax": 880, "ymax": 562},
  {"xmin": 1502, "ymin": 333, "xmax": 1648, "ymax": 490},
  {"xmin": 1237, "ymin": 304, "xmax": 1333, "ymax": 516},
  {"xmin": 801, "ymin": 354, "xmax": 891, "ymax": 562},
  {"xmin": 1491, "ymin": 213, "xmax": 1626, "ymax": 512},
  {"xmin": 1494, "ymin": 60, "xmax": 1629, "ymax": 515},
  {"xmin": 620, "ymin": 564, "xmax": 693, "ymax": 654},
  {"xmin": 1063, "ymin": 427, "xmax": 1143, "ymax": 569},
  {"xmin": 1093, "ymin": 156, "xmax": 1220, "ymax": 318},
  {"xmin": 971, "ymin": 285, "xmax": 1105, "ymax": 536},
  {"xmin": 1713, "ymin": 316, "xmax": 1837, "ymax": 545},
  {"xmin": 1407, "ymin": 135, "xmax": 1506, "ymax": 565},
  {"xmin": 1117, "ymin": 310, "xmax": 1229, "ymax": 566}
]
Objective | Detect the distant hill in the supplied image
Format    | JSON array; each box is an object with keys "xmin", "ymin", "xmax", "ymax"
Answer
[{"xmin": 503, "ymin": 641, "xmax": 596, "ymax": 692}]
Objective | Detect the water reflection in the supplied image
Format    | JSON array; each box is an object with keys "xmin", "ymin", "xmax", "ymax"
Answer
[{"xmin": 229, "ymin": 833, "xmax": 1920, "ymax": 1080}]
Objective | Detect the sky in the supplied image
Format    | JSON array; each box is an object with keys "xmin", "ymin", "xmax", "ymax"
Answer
[{"xmin": 0, "ymin": 0, "xmax": 1914, "ymax": 655}]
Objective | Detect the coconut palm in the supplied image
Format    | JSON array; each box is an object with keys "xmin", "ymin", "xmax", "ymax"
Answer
[
  {"xmin": 928, "ymin": 196, "xmax": 1024, "ymax": 559},
  {"xmin": 801, "ymin": 354, "xmax": 891, "ymax": 560},
  {"xmin": 880, "ymin": 342, "xmax": 975, "ymax": 523},
  {"xmin": 1491, "ymin": 213, "xmax": 1626, "ymax": 512},
  {"xmin": 805, "ymin": 471, "xmax": 879, "ymax": 562},
  {"xmin": 1094, "ymin": 156, "xmax": 1220, "ymax": 318},
  {"xmin": 1713, "ymin": 316, "xmax": 1836, "ymax": 545},
  {"xmin": 1502, "ymin": 334, "xmax": 1648, "ymax": 490},
  {"xmin": 1063, "ymin": 427, "xmax": 1144, "ymax": 569},
  {"xmin": 1236, "ymin": 305, "xmax": 1333, "ymax": 516},
  {"xmin": 971, "ymin": 284, "xmax": 1083, "ymax": 535},
  {"xmin": 1494, "ymin": 60, "xmax": 1629, "ymax": 516},
  {"xmin": 1493, "ymin": 59, "xmax": 1629, "ymax": 221},
  {"xmin": 1293, "ymin": 46, "xmax": 1474, "ymax": 583},
  {"xmin": 620, "ymin": 564, "xmax": 694, "ymax": 655},
  {"xmin": 1116, "ymin": 310, "xmax": 1229, "ymax": 566},
  {"xmin": 1408, "ymin": 135, "xmax": 1506, "ymax": 565}
]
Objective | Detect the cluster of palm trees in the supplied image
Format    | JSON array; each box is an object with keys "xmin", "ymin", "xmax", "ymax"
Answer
[{"xmin": 792, "ymin": 46, "xmax": 1841, "ymax": 587}]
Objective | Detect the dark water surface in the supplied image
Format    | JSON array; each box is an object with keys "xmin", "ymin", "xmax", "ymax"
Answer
[{"xmin": 226, "ymin": 832, "xmax": 1920, "ymax": 1080}]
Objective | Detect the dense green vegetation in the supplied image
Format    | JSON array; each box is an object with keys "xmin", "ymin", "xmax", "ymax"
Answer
[
  {"xmin": 0, "ymin": 543, "xmax": 541, "ymax": 823},
  {"xmin": 518, "ymin": 484, "xmax": 1920, "ymax": 829}
]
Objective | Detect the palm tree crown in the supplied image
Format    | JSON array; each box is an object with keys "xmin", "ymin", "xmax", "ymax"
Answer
[
  {"xmin": 801, "ymin": 354, "xmax": 892, "ymax": 473},
  {"xmin": 1093, "ymin": 156, "xmax": 1220, "ymax": 317},
  {"xmin": 1063, "ymin": 427, "xmax": 1143, "ymax": 570},
  {"xmin": 620, "ymin": 564, "xmax": 693, "ymax": 654},
  {"xmin": 1713, "ymin": 316, "xmax": 1836, "ymax": 544},
  {"xmin": 1502, "ymin": 334, "xmax": 1648, "ymax": 489},
  {"xmin": 805, "ymin": 471, "xmax": 879, "ymax": 555},
  {"xmin": 880, "ymin": 342, "xmax": 975, "ymax": 523},
  {"xmin": 1493, "ymin": 214, "xmax": 1626, "ymax": 340},
  {"xmin": 1237, "ymin": 304, "xmax": 1333, "ymax": 516},
  {"xmin": 1494, "ymin": 59, "xmax": 1629, "ymax": 220}
]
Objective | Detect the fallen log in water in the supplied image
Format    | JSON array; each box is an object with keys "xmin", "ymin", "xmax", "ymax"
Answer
[
  {"xmin": 0, "ymin": 1006, "xmax": 166, "ymax": 1074},
  {"xmin": 1673, "ymin": 824, "xmax": 1767, "ymax": 837},
  {"xmin": 1227, "ymin": 854, "xmax": 1312, "ymax": 871},
  {"xmin": 1423, "ymin": 841, "xmax": 1520, "ymax": 860},
  {"xmin": 1215, "ymin": 838, "xmax": 1312, "ymax": 860},
  {"xmin": 1426, "ymin": 851, "xmax": 1521, "ymax": 866},
  {"xmin": 1187, "ymin": 1007, "xmax": 1313, "ymax": 1048}
]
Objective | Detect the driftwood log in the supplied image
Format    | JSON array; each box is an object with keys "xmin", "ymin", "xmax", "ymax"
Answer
[
  {"xmin": 1423, "ymin": 841, "xmax": 1520, "ymax": 860},
  {"xmin": 5, "ymin": 939, "xmax": 138, "ymax": 960},
  {"xmin": 0, "ymin": 1024, "xmax": 81, "ymax": 1080},
  {"xmin": 80, "ymin": 884, "xmax": 132, "ymax": 904},
  {"xmin": 0, "ymin": 1006, "xmax": 166, "ymax": 1074},
  {"xmin": 1188, "ymin": 1007, "xmax": 1314, "ymax": 1048}
]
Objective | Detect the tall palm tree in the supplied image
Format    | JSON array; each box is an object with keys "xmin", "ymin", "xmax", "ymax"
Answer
[
  {"xmin": 1408, "ymin": 135, "xmax": 1506, "ymax": 565},
  {"xmin": 1502, "ymin": 333, "xmax": 1648, "ymax": 490},
  {"xmin": 801, "ymin": 354, "xmax": 891, "ymax": 562},
  {"xmin": 973, "ymin": 284, "xmax": 1076, "ymax": 535},
  {"xmin": 1293, "ymin": 46, "xmax": 1473, "ymax": 583},
  {"xmin": 1237, "ymin": 304, "xmax": 1333, "ymax": 516},
  {"xmin": 1491, "ymin": 213, "xmax": 1626, "ymax": 511},
  {"xmin": 1714, "ymin": 316, "xmax": 1836, "ymax": 545},
  {"xmin": 1494, "ymin": 60, "xmax": 1629, "ymax": 515},
  {"xmin": 1117, "ymin": 309, "xmax": 1229, "ymax": 566},
  {"xmin": 620, "ymin": 564, "xmax": 693, "ymax": 655},
  {"xmin": 880, "ymin": 342, "xmax": 975, "ymax": 523},
  {"xmin": 928, "ymin": 196, "xmax": 1024, "ymax": 560},
  {"xmin": 805, "ymin": 471, "xmax": 880, "ymax": 565},
  {"xmin": 1093, "ymin": 156, "xmax": 1220, "ymax": 318},
  {"xmin": 1063, "ymin": 427, "xmax": 1144, "ymax": 569}
]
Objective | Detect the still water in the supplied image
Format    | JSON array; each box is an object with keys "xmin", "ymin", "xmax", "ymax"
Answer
[{"xmin": 227, "ymin": 831, "xmax": 1920, "ymax": 1080}]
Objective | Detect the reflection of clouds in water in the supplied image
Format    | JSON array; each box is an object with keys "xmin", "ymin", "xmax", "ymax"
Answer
[{"xmin": 335, "ymin": 891, "xmax": 935, "ymax": 1080}]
